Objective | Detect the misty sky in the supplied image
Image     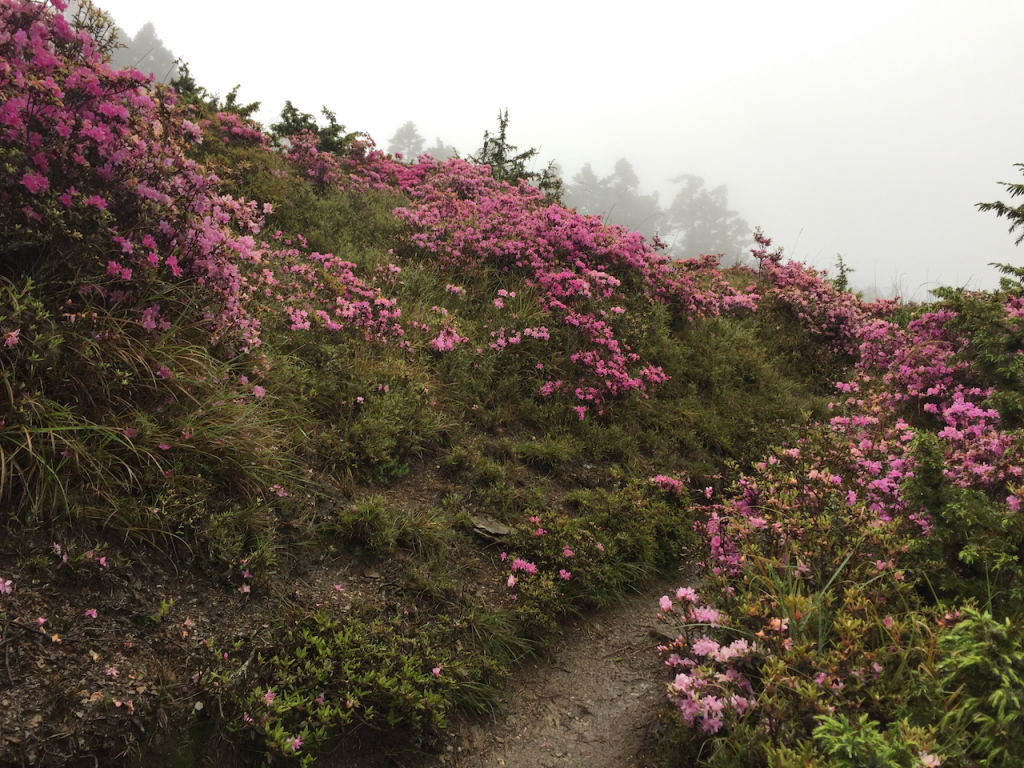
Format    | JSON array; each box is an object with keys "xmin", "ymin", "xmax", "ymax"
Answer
[{"xmin": 93, "ymin": 0, "xmax": 1024, "ymax": 297}]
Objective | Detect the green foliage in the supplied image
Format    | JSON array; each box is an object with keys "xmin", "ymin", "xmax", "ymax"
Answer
[
  {"xmin": 171, "ymin": 64, "xmax": 261, "ymax": 119},
  {"xmin": 659, "ymin": 433, "xmax": 950, "ymax": 768},
  {"xmin": 270, "ymin": 102, "xmax": 358, "ymax": 154},
  {"xmin": 830, "ymin": 254, "xmax": 856, "ymax": 294},
  {"xmin": 977, "ymin": 162, "xmax": 1024, "ymax": 245},
  {"xmin": 904, "ymin": 432, "xmax": 1024, "ymax": 613},
  {"xmin": 514, "ymin": 434, "xmax": 580, "ymax": 474},
  {"xmin": 208, "ymin": 609, "xmax": 481, "ymax": 763},
  {"xmin": 0, "ymin": 277, "xmax": 297, "ymax": 575},
  {"xmin": 931, "ymin": 274, "xmax": 1024, "ymax": 428},
  {"xmin": 811, "ymin": 714, "xmax": 920, "ymax": 768},
  {"xmin": 470, "ymin": 110, "xmax": 563, "ymax": 202},
  {"xmin": 938, "ymin": 608, "xmax": 1024, "ymax": 767},
  {"xmin": 330, "ymin": 496, "xmax": 459, "ymax": 559}
]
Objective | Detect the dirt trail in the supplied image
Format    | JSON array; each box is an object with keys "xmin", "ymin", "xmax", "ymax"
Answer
[{"xmin": 427, "ymin": 579, "xmax": 678, "ymax": 768}]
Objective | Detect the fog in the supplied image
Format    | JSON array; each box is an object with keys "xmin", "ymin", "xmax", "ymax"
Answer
[{"xmin": 92, "ymin": 0, "xmax": 1024, "ymax": 297}]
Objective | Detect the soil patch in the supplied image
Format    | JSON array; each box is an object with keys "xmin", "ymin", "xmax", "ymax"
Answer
[{"xmin": 418, "ymin": 579, "xmax": 679, "ymax": 768}]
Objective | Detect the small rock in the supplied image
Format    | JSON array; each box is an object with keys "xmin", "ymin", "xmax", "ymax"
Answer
[{"xmin": 470, "ymin": 515, "xmax": 511, "ymax": 540}]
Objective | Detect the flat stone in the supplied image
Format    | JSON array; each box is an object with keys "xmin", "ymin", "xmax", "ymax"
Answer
[{"xmin": 470, "ymin": 515, "xmax": 511, "ymax": 540}]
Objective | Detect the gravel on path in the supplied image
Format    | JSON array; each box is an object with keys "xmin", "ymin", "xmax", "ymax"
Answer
[{"xmin": 428, "ymin": 579, "xmax": 680, "ymax": 768}]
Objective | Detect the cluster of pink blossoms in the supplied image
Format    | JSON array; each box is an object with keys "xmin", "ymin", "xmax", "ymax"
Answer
[
  {"xmin": 382, "ymin": 158, "xmax": 759, "ymax": 415},
  {"xmin": 0, "ymin": 0, "xmax": 408, "ymax": 365},
  {"xmin": 656, "ymin": 588, "xmax": 756, "ymax": 735}
]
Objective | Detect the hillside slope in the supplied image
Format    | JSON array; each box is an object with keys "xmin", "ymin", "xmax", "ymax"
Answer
[{"xmin": 3, "ymin": 4, "xmax": 1024, "ymax": 768}]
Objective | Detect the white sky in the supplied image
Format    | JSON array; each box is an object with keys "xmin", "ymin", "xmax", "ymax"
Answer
[{"xmin": 93, "ymin": 0, "xmax": 1024, "ymax": 296}]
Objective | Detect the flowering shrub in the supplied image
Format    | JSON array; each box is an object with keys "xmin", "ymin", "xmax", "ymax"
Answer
[
  {"xmin": 389, "ymin": 159, "xmax": 758, "ymax": 416},
  {"xmin": 657, "ymin": 241, "xmax": 1024, "ymax": 766},
  {"xmin": 0, "ymin": 0, "xmax": 277, "ymax": 350}
]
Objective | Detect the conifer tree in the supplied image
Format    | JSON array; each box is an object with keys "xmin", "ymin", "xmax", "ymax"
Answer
[{"xmin": 387, "ymin": 121, "xmax": 425, "ymax": 159}]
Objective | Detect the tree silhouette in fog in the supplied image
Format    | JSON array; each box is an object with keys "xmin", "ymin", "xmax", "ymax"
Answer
[
  {"xmin": 387, "ymin": 122, "xmax": 425, "ymax": 159},
  {"xmin": 425, "ymin": 137, "xmax": 458, "ymax": 162},
  {"xmin": 564, "ymin": 159, "xmax": 662, "ymax": 239},
  {"xmin": 110, "ymin": 21, "xmax": 177, "ymax": 82},
  {"xmin": 663, "ymin": 175, "xmax": 750, "ymax": 263}
]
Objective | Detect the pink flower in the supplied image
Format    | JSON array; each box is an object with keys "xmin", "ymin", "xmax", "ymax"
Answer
[
  {"xmin": 562, "ymin": 546, "xmax": 574, "ymax": 558},
  {"xmin": 242, "ymin": 570, "xmax": 253, "ymax": 579},
  {"xmin": 84, "ymin": 608, "xmax": 97, "ymax": 619},
  {"xmin": 700, "ymin": 714, "xmax": 724, "ymax": 734},
  {"xmin": 507, "ymin": 574, "xmax": 517, "ymax": 588},
  {"xmin": 559, "ymin": 569, "xmax": 571, "ymax": 580},
  {"xmin": 333, "ymin": 584, "xmax": 344, "ymax": 592},
  {"xmin": 1009, "ymin": 495, "xmax": 1020, "ymax": 512},
  {"xmin": 252, "ymin": 385, "xmax": 266, "ymax": 399},
  {"xmin": 659, "ymin": 595, "xmax": 673, "ymax": 612},
  {"xmin": 432, "ymin": 666, "xmax": 441, "ymax": 676},
  {"xmin": 289, "ymin": 736, "xmax": 302, "ymax": 752},
  {"xmin": 122, "ymin": 428, "xmax": 137, "ymax": 439},
  {"xmin": 690, "ymin": 606, "xmax": 724, "ymax": 625},
  {"xmin": 3, "ymin": 329, "xmax": 19, "ymax": 348},
  {"xmin": 106, "ymin": 667, "xmax": 118, "ymax": 677},
  {"xmin": 263, "ymin": 689, "xmax": 275, "ymax": 706},
  {"xmin": 882, "ymin": 615, "xmax": 894, "ymax": 628},
  {"xmin": 676, "ymin": 587, "xmax": 698, "ymax": 603},
  {"xmin": 21, "ymin": 172, "xmax": 49, "ymax": 194},
  {"xmin": 692, "ymin": 637, "xmax": 720, "ymax": 657},
  {"xmin": 37, "ymin": 617, "xmax": 46, "ymax": 627}
]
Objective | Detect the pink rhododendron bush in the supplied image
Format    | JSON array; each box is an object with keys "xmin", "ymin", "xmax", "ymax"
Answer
[
  {"xmin": 0, "ymin": 0, "xmax": 405, "ymax": 525},
  {"xmin": 655, "ymin": 257, "xmax": 1024, "ymax": 766},
  {"xmin": 389, "ymin": 159, "xmax": 759, "ymax": 418}
]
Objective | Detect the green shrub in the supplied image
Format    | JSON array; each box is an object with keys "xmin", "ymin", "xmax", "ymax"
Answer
[{"xmin": 939, "ymin": 608, "xmax": 1024, "ymax": 767}]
